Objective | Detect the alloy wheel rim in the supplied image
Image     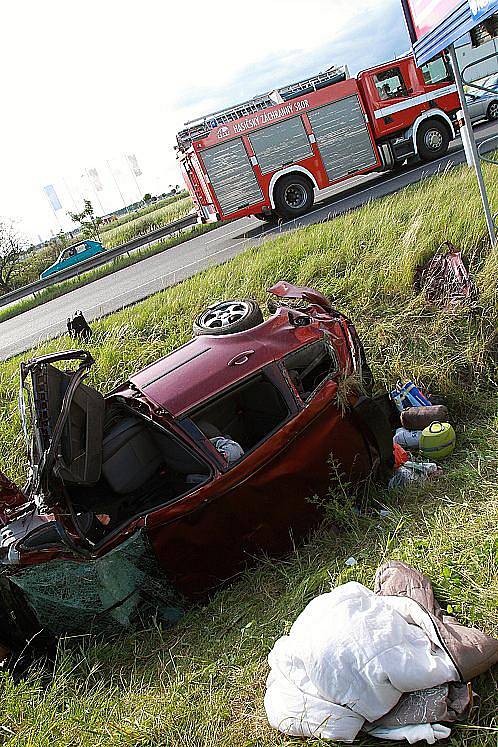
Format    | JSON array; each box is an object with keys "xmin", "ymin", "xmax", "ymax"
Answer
[
  {"xmin": 284, "ymin": 183, "xmax": 307, "ymax": 209},
  {"xmin": 199, "ymin": 301, "xmax": 251, "ymax": 330},
  {"xmin": 424, "ymin": 129, "xmax": 443, "ymax": 150},
  {"xmin": 490, "ymin": 103, "xmax": 498, "ymax": 118}
]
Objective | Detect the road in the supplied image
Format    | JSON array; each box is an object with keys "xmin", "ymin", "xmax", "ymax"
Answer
[{"xmin": 1, "ymin": 119, "xmax": 497, "ymax": 361}]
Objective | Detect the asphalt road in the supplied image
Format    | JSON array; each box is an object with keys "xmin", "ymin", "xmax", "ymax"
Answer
[{"xmin": 2, "ymin": 120, "xmax": 498, "ymax": 361}]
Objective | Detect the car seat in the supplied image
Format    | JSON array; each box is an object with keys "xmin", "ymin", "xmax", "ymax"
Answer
[{"xmin": 102, "ymin": 418, "xmax": 162, "ymax": 495}]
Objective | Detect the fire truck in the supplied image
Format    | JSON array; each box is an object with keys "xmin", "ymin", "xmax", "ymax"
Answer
[{"xmin": 176, "ymin": 53, "xmax": 459, "ymax": 223}]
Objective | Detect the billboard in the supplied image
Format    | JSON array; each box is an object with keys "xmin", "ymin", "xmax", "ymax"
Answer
[
  {"xmin": 43, "ymin": 184, "xmax": 62, "ymax": 212},
  {"xmin": 402, "ymin": 0, "xmax": 498, "ymax": 63},
  {"xmin": 126, "ymin": 153, "xmax": 142, "ymax": 177},
  {"xmin": 405, "ymin": 0, "xmax": 461, "ymax": 40}
]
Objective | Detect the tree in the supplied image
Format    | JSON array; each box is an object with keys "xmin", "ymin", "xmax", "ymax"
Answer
[
  {"xmin": 143, "ymin": 193, "xmax": 152, "ymax": 203},
  {"xmin": 0, "ymin": 220, "xmax": 28, "ymax": 294},
  {"xmin": 67, "ymin": 199, "xmax": 103, "ymax": 242}
]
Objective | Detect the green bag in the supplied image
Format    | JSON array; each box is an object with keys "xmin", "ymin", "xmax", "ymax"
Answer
[{"xmin": 420, "ymin": 422, "xmax": 456, "ymax": 460}]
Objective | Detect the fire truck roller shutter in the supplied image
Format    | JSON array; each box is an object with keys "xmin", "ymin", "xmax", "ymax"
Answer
[
  {"xmin": 248, "ymin": 117, "xmax": 313, "ymax": 174},
  {"xmin": 201, "ymin": 138, "xmax": 263, "ymax": 216},
  {"xmin": 307, "ymin": 95, "xmax": 377, "ymax": 182}
]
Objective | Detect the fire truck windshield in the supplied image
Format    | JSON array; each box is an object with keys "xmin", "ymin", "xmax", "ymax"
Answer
[{"xmin": 421, "ymin": 55, "xmax": 454, "ymax": 85}]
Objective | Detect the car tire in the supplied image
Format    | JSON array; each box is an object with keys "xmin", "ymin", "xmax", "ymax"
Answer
[
  {"xmin": 193, "ymin": 300, "xmax": 263, "ymax": 336},
  {"xmin": 487, "ymin": 101, "xmax": 498, "ymax": 121},
  {"xmin": 273, "ymin": 174, "xmax": 314, "ymax": 220},
  {"xmin": 417, "ymin": 119, "xmax": 450, "ymax": 162}
]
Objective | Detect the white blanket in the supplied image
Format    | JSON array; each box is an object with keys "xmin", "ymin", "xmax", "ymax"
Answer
[{"xmin": 265, "ymin": 581, "xmax": 459, "ymax": 744}]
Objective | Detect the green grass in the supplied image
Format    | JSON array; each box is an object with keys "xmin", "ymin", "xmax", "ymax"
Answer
[
  {"xmin": 100, "ymin": 197, "xmax": 194, "ymax": 248},
  {"xmin": 0, "ymin": 161, "xmax": 496, "ymax": 745},
  {"xmin": 99, "ymin": 192, "xmax": 189, "ymax": 234}
]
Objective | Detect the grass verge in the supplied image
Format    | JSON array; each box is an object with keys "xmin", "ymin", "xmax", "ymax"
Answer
[
  {"xmin": 0, "ymin": 161, "xmax": 496, "ymax": 745},
  {"xmin": 99, "ymin": 197, "xmax": 194, "ymax": 248},
  {"xmin": 98, "ymin": 192, "xmax": 189, "ymax": 234}
]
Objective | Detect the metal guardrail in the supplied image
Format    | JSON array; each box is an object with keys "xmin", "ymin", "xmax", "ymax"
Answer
[{"xmin": 0, "ymin": 214, "xmax": 198, "ymax": 310}]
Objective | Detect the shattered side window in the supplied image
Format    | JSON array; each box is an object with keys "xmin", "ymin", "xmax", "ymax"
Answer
[
  {"xmin": 9, "ymin": 530, "xmax": 183, "ymax": 636},
  {"xmin": 283, "ymin": 339, "xmax": 337, "ymax": 402}
]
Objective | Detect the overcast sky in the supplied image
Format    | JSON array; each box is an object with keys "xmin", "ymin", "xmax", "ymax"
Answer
[{"xmin": 0, "ymin": 0, "xmax": 409, "ymax": 241}]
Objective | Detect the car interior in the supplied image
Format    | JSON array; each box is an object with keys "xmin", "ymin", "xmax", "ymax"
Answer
[
  {"xmin": 28, "ymin": 362, "xmax": 211, "ymax": 538},
  {"xmin": 282, "ymin": 340, "xmax": 337, "ymax": 400},
  {"xmin": 190, "ymin": 373, "xmax": 290, "ymax": 455},
  {"xmin": 23, "ymin": 346, "xmax": 331, "ymax": 544}
]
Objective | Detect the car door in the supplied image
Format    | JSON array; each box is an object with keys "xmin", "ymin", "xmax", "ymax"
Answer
[
  {"xmin": 73, "ymin": 242, "xmax": 93, "ymax": 265},
  {"xmin": 144, "ymin": 363, "xmax": 312, "ymax": 596},
  {"xmin": 367, "ymin": 64, "xmax": 415, "ymax": 138}
]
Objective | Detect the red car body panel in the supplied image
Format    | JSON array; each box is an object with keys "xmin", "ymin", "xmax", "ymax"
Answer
[{"xmin": 144, "ymin": 377, "xmax": 372, "ymax": 597}]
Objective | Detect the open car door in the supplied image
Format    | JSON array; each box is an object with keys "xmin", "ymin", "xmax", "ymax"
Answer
[{"xmin": 19, "ymin": 351, "xmax": 105, "ymax": 546}]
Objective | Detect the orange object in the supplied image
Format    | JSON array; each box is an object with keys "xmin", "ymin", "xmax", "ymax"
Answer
[{"xmin": 393, "ymin": 443, "xmax": 409, "ymax": 469}]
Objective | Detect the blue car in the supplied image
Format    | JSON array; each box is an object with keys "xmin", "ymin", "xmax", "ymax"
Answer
[{"xmin": 40, "ymin": 240, "xmax": 106, "ymax": 279}]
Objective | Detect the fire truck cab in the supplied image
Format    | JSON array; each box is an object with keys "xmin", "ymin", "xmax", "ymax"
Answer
[{"xmin": 176, "ymin": 53, "xmax": 458, "ymax": 224}]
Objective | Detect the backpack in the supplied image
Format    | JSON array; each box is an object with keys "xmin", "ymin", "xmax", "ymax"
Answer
[{"xmin": 67, "ymin": 311, "xmax": 92, "ymax": 340}]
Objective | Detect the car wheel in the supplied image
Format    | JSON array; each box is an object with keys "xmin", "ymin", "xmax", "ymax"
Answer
[
  {"xmin": 416, "ymin": 120, "xmax": 450, "ymax": 162},
  {"xmin": 193, "ymin": 300, "xmax": 263, "ymax": 336},
  {"xmin": 487, "ymin": 101, "xmax": 498, "ymax": 121},
  {"xmin": 273, "ymin": 174, "xmax": 314, "ymax": 220}
]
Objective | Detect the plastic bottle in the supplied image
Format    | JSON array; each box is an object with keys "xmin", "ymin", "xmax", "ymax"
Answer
[{"xmin": 393, "ymin": 428, "xmax": 422, "ymax": 450}]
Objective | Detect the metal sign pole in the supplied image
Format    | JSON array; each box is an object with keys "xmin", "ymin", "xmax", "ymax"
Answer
[{"xmin": 448, "ymin": 43, "xmax": 496, "ymax": 245}]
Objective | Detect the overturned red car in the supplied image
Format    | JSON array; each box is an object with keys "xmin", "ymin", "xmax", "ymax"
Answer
[{"xmin": 0, "ymin": 282, "xmax": 393, "ymax": 650}]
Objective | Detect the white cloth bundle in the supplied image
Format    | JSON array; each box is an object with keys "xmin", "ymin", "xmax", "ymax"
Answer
[{"xmin": 265, "ymin": 582, "xmax": 458, "ymax": 743}]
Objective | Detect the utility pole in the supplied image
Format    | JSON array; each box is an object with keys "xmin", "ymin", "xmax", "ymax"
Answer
[{"xmin": 448, "ymin": 43, "xmax": 496, "ymax": 246}]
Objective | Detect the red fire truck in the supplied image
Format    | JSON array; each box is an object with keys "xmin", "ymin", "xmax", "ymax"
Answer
[{"xmin": 176, "ymin": 53, "xmax": 459, "ymax": 223}]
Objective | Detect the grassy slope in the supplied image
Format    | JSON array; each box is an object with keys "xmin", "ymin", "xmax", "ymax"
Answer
[
  {"xmin": 98, "ymin": 192, "xmax": 189, "ymax": 234},
  {"xmin": 0, "ymin": 162, "xmax": 496, "ymax": 746},
  {"xmin": 100, "ymin": 197, "xmax": 194, "ymax": 249}
]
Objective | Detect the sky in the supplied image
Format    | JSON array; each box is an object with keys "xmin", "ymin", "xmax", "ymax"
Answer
[{"xmin": 0, "ymin": 0, "xmax": 410, "ymax": 241}]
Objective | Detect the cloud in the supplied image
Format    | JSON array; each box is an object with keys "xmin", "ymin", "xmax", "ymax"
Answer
[{"xmin": 175, "ymin": 0, "xmax": 409, "ymax": 123}]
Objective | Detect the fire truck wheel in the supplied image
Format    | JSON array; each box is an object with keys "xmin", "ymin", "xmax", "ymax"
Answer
[
  {"xmin": 273, "ymin": 174, "xmax": 314, "ymax": 219},
  {"xmin": 193, "ymin": 300, "xmax": 264, "ymax": 336},
  {"xmin": 487, "ymin": 101, "xmax": 498, "ymax": 121},
  {"xmin": 416, "ymin": 120, "xmax": 450, "ymax": 162}
]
